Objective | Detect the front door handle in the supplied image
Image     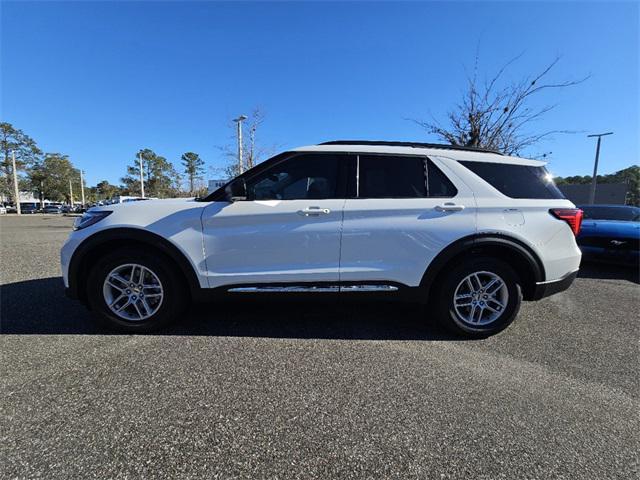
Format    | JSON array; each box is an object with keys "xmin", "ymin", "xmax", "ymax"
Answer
[
  {"xmin": 298, "ymin": 207, "xmax": 331, "ymax": 216},
  {"xmin": 435, "ymin": 202, "xmax": 465, "ymax": 212}
]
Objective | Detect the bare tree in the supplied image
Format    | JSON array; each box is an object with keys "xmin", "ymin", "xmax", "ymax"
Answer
[
  {"xmin": 413, "ymin": 55, "xmax": 588, "ymax": 156},
  {"xmin": 218, "ymin": 108, "xmax": 275, "ymax": 178}
]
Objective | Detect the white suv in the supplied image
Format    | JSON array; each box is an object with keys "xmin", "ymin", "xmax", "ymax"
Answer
[{"xmin": 61, "ymin": 141, "xmax": 583, "ymax": 337}]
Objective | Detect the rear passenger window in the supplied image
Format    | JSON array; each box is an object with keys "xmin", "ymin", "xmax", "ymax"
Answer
[
  {"xmin": 459, "ymin": 161, "xmax": 565, "ymax": 199},
  {"xmin": 357, "ymin": 155, "xmax": 457, "ymax": 198},
  {"xmin": 427, "ymin": 160, "xmax": 458, "ymax": 197}
]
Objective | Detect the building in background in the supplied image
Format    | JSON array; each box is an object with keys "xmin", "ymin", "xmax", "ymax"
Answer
[
  {"xmin": 558, "ymin": 183, "xmax": 629, "ymax": 205},
  {"xmin": 208, "ymin": 179, "xmax": 228, "ymax": 194}
]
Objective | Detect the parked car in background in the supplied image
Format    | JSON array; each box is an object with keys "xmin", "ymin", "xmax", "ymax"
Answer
[
  {"xmin": 577, "ymin": 204, "xmax": 640, "ymax": 265},
  {"xmin": 43, "ymin": 203, "xmax": 64, "ymax": 214},
  {"xmin": 61, "ymin": 204, "xmax": 84, "ymax": 214},
  {"xmin": 62, "ymin": 140, "xmax": 582, "ymax": 337},
  {"xmin": 20, "ymin": 203, "xmax": 40, "ymax": 214},
  {"xmin": 0, "ymin": 205, "xmax": 6, "ymax": 214}
]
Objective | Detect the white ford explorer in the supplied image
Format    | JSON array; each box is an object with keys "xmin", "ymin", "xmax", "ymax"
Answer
[{"xmin": 61, "ymin": 141, "xmax": 583, "ymax": 337}]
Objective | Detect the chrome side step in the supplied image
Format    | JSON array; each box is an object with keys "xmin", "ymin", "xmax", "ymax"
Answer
[
  {"xmin": 340, "ymin": 285, "xmax": 399, "ymax": 292},
  {"xmin": 228, "ymin": 286, "xmax": 339, "ymax": 293},
  {"xmin": 228, "ymin": 284, "xmax": 399, "ymax": 293}
]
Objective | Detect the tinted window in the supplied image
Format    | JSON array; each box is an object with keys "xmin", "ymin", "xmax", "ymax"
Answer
[
  {"xmin": 580, "ymin": 206, "xmax": 640, "ymax": 222},
  {"xmin": 460, "ymin": 161, "xmax": 564, "ymax": 199},
  {"xmin": 359, "ymin": 155, "xmax": 427, "ymax": 198},
  {"xmin": 357, "ymin": 155, "xmax": 457, "ymax": 198},
  {"xmin": 427, "ymin": 160, "xmax": 458, "ymax": 197},
  {"xmin": 246, "ymin": 154, "xmax": 340, "ymax": 200}
]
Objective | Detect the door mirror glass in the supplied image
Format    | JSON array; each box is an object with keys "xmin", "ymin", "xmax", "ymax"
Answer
[{"xmin": 225, "ymin": 178, "xmax": 247, "ymax": 201}]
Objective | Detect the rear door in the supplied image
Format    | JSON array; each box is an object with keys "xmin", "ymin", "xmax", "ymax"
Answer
[
  {"xmin": 201, "ymin": 153, "xmax": 349, "ymax": 288},
  {"xmin": 340, "ymin": 154, "xmax": 477, "ymax": 287}
]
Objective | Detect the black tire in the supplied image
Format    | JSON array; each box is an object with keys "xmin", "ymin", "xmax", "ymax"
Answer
[
  {"xmin": 433, "ymin": 257, "xmax": 522, "ymax": 338},
  {"xmin": 86, "ymin": 248, "xmax": 188, "ymax": 333}
]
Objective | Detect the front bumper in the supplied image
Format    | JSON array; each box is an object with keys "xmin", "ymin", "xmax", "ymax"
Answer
[{"xmin": 531, "ymin": 270, "xmax": 578, "ymax": 300}]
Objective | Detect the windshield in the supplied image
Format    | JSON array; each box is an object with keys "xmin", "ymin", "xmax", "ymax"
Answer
[{"xmin": 579, "ymin": 206, "xmax": 640, "ymax": 222}]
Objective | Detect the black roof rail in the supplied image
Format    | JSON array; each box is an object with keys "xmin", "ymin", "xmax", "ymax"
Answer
[{"xmin": 319, "ymin": 140, "xmax": 503, "ymax": 155}]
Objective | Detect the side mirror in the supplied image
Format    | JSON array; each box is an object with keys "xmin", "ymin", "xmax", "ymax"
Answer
[{"xmin": 225, "ymin": 178, "xmax": 247, "ymax": 202}]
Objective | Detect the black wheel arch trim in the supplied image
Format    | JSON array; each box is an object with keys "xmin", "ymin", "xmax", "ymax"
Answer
[
  {"xmin": 420, "ymin": 233, "xmax": 546, "ymax": 300},
  {"xmin": 67, "ymin": 228, "xmax": 202, "ymax": 302}
]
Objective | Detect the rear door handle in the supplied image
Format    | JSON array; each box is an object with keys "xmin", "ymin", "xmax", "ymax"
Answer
[
  {"xmin": 298, "ymin": 207, "xmax": 331, "ymax": 216},
  {"xmin": 435, "ymin": 203, "xmax": 465, "ymax": 212}
]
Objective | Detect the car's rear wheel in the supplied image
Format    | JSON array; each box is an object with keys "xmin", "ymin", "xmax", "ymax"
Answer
[
  {"xmin": 434, "ymin": 257, "xmax": 522, "ymax": 337},
  {"xmin": 86, "ymin": 248, "xmax": 187, "ymax": 332}
]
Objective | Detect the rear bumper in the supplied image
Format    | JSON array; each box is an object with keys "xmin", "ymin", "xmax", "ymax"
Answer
[{"xmin": 531, "ymin": 270, "xmax": 578, "ymax": 300}]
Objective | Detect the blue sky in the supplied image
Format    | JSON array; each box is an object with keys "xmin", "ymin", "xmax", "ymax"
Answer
[{"xmin": 2, "ymin": 1, "xmax": 638, "ymax": 186}]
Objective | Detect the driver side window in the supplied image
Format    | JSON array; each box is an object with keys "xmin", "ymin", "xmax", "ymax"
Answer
[{"xmin": 247, "ymin": 154, "xmax": 341, "ymax": 200}]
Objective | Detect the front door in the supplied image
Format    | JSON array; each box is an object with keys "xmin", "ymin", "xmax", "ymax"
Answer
[{"xmin": 201, "ymin": 153, "xmax": 349, "ymax": 289}]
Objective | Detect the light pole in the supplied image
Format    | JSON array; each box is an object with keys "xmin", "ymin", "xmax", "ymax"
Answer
[
  {"xmin": 11, "ymin": 150, "xmax": 21, "ymax": 215},
  {"xmin": 233, "ymin": 115, "xmax": 247, "ymax": 174},
  {"xmin": 80, "ymin": 170, "xmax": 86, "ymax": 206},
  {"xmin": 138, "ymin": 151, "xmax": 145, "ymax": 198},
  {"xmin": 587, "ymin": 132, "xmax": 613, "ymax": 204}
]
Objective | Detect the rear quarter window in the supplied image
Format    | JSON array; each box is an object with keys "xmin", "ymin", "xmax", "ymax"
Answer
[{"xmin": 459, "ymin": 161, "xmax": 565, "ymax": 199}]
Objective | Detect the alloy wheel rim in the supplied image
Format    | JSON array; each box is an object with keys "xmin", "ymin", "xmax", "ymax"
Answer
[
  {"xmin": 453, "ymin": 271, "xmax": 509, "ymax": 326},
  {"xmin": 103, "ymin": 263, "xmax": 164, "ymax": 321}
]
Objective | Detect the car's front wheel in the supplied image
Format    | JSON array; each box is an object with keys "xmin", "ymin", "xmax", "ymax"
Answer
[
  {"xmin": 86, "ymin": 248, "xmax": 187, "ymax": 332},
  {"xmin": 434, "ymin": 257, "xmax": 522, "ymax": 337}
]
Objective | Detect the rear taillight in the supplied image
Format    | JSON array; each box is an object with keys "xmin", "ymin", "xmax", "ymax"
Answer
[{"xmin": 550, "ymin": 208, "xmax": 584, "ymax": 236}]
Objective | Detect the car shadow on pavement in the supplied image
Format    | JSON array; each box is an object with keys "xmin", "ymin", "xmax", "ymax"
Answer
[
  {"xmin": 577, "ymin": 262, "xmax": 640, "ymax": 284},
  {"xmin": 0, "ymin": 277, "xmax": 462, "ymax": 340}
]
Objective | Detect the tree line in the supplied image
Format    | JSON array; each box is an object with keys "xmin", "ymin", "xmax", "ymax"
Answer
[
  {"xmin": 1, "ymin": 109, "xmax": 272, "ymax": 205},
  {"xmin": 1, "ymin": 122, "xmax": 212, "ymax": 204}
]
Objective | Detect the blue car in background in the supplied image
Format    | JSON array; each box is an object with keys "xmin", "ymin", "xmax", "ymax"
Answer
[{"xmin": 577, "ymin": 205, "xmax": 640, "ymax": 265}]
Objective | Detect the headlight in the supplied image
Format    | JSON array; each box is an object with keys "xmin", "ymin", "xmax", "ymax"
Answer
[{"xmin": 73, "ymin": 210, "xmax": 112, "ymax": 230}]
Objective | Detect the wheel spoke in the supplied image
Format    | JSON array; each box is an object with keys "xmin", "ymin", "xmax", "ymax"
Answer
[
  {"xmin": 130, "ymin": 265, "xmax": 137, "ymax": 283},
  {"xmin": 469, "ymin": 305, "xmax": 477, "ymax": 323},
  {"xmin": 455, "ymin": 293, "xmax": 472, "ymax": 303},
  {"xmin": 488, "ymin": 297, "xmax": 505, "ymax": 309},
  {"xmin": 465, "ymin": 278, "xmax": 474, "ymax": 292},
  {"xmin": 106, "ymin": 280, "xmax": 125, "ymax": 292},
  {"xmin": 132, "ymin": 301, "xmax": 143, "ymax": 318},
  {"xmin": 138, "ymin": 267, "xmax": 148, "ymax": 285},
  {"xmin": 487, "ymin": 280, "xmax": 503, "ymax": 295},
  {"xmin": 485, "ymin": 304, "xmax": 501, "ymax": 314},
  {"xmin": 109, "ymin": 273, "xmax": 128, "ymax": 289},
  {"xmin": 139, "ymin": 298, "xmax": 152, "ymax": 315},
  {"xmin": 115, "ymin": 299, "xmax": 131, "ymax": 313},
  {"xmin": 483, "ymin": 278, "xmax": 498, "ymax": 293},
  {"xmin": 109, "ymin": 294, "xmax": 126, "ymax": 308}
]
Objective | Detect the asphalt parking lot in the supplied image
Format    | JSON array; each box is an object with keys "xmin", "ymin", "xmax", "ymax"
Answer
[{"xmin": 1, "ymin": 215, "xmax": 638, "ymax": 479}]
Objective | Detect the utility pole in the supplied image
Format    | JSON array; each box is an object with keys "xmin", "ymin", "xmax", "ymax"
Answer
[
  {"xmin": 69, "ymin": 179, "xmax": 74, "ymax": 207},
  {"xmin": 138, "ymin": 151, "xmax": 145, "ymax": 198},
  {"xmin": 80, "ymin": 170, "xmax": 86, "ymax": 206},
  {"xmin": 11, "ymin": 150, "xmax": 21, "ymax": 215},
  {"xmin": 233, "ymin": 115, "xmax": 247, "ymax": 175},
  {"xmin": 587, "ymin": 132, "xmax": 613, "ymax": 204}
]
